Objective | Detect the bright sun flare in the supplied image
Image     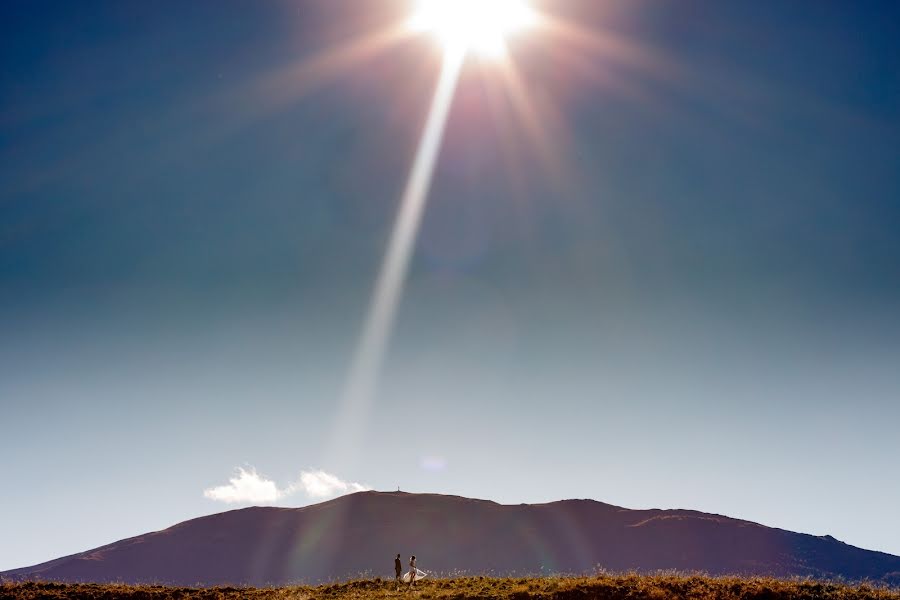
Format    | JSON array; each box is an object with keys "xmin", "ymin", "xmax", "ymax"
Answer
[{"xmin": 409, "ymin": 0, "xmax": 538, "ymax": 58}]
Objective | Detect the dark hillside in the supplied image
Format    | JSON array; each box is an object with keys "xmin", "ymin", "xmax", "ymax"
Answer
[{"xmin": 4, "ymin": 492, "xmax": 900, "ymax": 586}]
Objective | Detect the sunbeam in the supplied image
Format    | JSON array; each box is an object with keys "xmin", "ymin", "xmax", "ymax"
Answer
[
  {"xmin": 327, "ymin": 48, "xmax": 467, "ymax": 465},
  {"xmin": 253, "ymin": 26, "xmax": 409, "ymax": 114}
]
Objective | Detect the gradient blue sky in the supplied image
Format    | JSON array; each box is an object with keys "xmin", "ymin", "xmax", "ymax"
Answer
[{"xmin": 2, "ymin": 0, "xmax": 900, "ymax": 572}]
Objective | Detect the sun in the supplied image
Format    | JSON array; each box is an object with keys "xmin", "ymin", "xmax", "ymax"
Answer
[{"xmin": 409, "ymin": 0, "xmax": 538, "ymax": 58}]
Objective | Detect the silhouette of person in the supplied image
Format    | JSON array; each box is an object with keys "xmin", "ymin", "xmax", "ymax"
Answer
[
  {"xmin": 395, "ymin": 554, "xmax": 402, "ymax": 589},
  {"xmin": 408, "ymin": 555, "xmax": 417, "ymax": 589}
]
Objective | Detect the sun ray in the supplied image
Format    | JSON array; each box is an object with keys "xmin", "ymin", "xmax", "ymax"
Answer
[
  {"xmin": 495, "ymin": 52, "xmax": 570, "ymax": 187},
  {"xmin": 253, "ymin": 25, "xmax": 410, "ymax": 113},
  {"xmin": 326, "ymin": 48, "xmax": 467, "ymax": 466},
  {"xmin": 540, "ymin": 15, "xmax": 663, "ymax": 75},
  {"xmin": 538, "ymin": 14, "xmax": 679, "ymax": 110}
]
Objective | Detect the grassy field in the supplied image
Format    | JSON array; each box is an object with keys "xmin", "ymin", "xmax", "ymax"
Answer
[{"xmin": 3, "ymin": 574, "xmax": 899, "ymax": 600}]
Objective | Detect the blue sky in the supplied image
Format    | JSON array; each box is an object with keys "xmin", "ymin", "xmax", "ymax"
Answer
[{"xmin": 2, "ymin": 0, "xmax": 899, "ymax": 572}]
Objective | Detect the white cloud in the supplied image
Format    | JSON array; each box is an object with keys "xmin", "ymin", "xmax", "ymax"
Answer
[
  {"xmin": 203, "ymin": 467, "xmax": 284, "ymax": 504},
  {"xmin": 204, "ymin": 467, "xmax": 370, "ymax": 504},
  {"xmin": 295, "ymin": 469, "xmax": 371, "ymax": 498}
]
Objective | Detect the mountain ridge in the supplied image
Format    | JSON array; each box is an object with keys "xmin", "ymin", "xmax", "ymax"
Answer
[{"xmin": 5, "ymin": 491, "xmax": 900, "ymax": 587}]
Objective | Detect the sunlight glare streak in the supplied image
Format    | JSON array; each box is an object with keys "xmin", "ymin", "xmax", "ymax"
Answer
[
  {"xmin": 540, "ymin": 15, "xmax": 669, "ymax": 83},
  {"xmin": 328, "ymin": 48, "xmax": 466, "ymax": 465},
  {"xmin": 495, "ymin": 54, "xmax": 568, "ymax": 185},
  {"xmin": 254, "ymin": 27, "xmax": 408, "ymax": 113}
]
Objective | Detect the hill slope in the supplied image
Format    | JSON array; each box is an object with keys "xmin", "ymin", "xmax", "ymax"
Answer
[{"xmin": 5, "ymin": 491, "xmax": 900, "ymax": 586}]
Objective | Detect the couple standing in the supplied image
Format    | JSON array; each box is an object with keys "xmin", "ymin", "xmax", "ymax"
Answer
[{"xmin": 395, "ymin": 553, "xmax": 421, "ymax": 589}]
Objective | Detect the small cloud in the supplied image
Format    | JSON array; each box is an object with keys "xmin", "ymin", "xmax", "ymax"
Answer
[
  {"xmin": 204, "ymin": 467, "xmax": 370, "ymax": 504},
  {"xmin": 203, "ymin": 467, "xmax": 283, "ymax": 504},
  {"xmin": 295, "ymin": 469, "xmax": 371, "ymax": 498},
  {"xmin": 420, "ymin": 456, "xmax": 447, "ymax": 472}
]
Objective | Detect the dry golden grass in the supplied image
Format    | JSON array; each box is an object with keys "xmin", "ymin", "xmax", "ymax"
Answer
[{"xmin": 3, "ymin": 574, "xmax": 899, "ymax": 600}]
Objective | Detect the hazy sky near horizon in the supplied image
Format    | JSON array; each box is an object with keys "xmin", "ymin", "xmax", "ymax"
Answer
[{"xmin": 2, "ymin": 0, "xmax": 900, "ymax": 572}]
